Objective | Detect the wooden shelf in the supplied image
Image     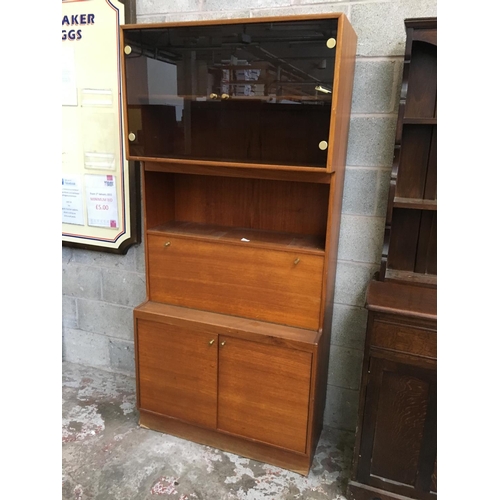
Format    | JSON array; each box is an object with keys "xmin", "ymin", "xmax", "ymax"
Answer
[
  {"xmin": 135, "ymin": 301, "xmax": 321, "ymax": 347},
  {"xmin": 133, "ymin": 94, "xmax": 329, "ymax": 102},
  {"xmin": 402, "ymin": 118, "xmax": 437, "ymax": 125},
  {"xmin": 148, "ymin": 221, "xmax": 326, "ymax": 254},
  {"xmin": 385, "ymin": 269, "xmax": 437, "ymax": 286},
  {"xmin": 393, "ymin": 197, "xmax": 437, "ymax": 210}
]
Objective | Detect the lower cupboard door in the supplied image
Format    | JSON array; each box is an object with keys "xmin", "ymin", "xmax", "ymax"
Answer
[
  {"xmin": 217, "ymin": 336, "xmax": 312, "ymax": 453},
  {"xmin": 136, "ymin": 319, "xmax": 218, "ymax": 429}
]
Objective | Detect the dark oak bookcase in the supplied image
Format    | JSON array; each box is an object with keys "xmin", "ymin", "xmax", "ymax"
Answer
[{"xmin": 348, "ymin": 18, "xmax": 437, "ymax": 500}]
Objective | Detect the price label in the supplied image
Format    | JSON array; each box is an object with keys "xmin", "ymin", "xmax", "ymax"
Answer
[{"xmin": 85, "ymin": 174, "xmax": 119, "ymax": 228}]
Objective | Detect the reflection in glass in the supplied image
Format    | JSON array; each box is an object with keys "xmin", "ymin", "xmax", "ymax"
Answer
[{"xmin": 124, "ymin": 18, "xmax": 338, "ymax": 167}]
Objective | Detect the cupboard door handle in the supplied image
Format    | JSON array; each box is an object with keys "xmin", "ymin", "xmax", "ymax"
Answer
[
  {"xmin": 221, "ymin": 93, "xmax": 229, "ymax": 100},
  {"xmin": 210, "ymin": 93, "xmax": 218, "ymax": 99},
  {"xmin": 128, "ymin": 132, "xmax": 136, "ymax": 142},
  {"xmin": 124, "ymin": 45, "xmax": 132, "ymax": 55},
  {"xmin": 294, "ymin": 258, "xmax": 300, "ymax": 265},
  {"xmin": 220, "ymin": 341, "xmax": 226, "ymax": 347},
  {"xmin": 164, "ymin": 241, "xmax": 171, "ymax": 247},
  {"xmin": 318, "ymin": 140, "xmax": 328, "ymax": 150},
  {"xmin": 208, "ymin": 339, "xmax": 215, "ymax": 346}
]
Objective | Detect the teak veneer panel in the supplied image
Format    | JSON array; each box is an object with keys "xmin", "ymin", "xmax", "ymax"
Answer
[
  {"xmin": 218, "ymin": 337, "xmax": 312, "ymax": 453},
  {"xmin": 147, "ymin": 234, "xmax": 324, "ymax": 330},
  {"xmin": 136, "ymin": 319, "xmax": 218, "ymax": 428}
]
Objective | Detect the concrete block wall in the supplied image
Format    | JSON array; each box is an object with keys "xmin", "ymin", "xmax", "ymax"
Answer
[{"xmin": 61, "ymin": 0, "xmax": 437, "ymax": 433}]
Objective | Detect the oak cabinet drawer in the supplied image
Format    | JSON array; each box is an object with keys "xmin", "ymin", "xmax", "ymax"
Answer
[
  {"xmin": 371, "ymin": 319, "xmax": 436, "ymax": 358},
  {"xmin": 147, "ymin": 234, "xmax": 323, "ymax": 330}
]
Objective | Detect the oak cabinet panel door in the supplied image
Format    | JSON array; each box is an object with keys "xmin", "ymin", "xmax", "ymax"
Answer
[
  {"xmin": 137, "ymin": 319, "xmax": 218, "ymax": 429},
  {"xmin": 217, "ymin": 337, "xmax": 312, "ymax": 453},
  {"xmin": 358, "ymin": 357, "xmax": 437, "ymax": 496}
]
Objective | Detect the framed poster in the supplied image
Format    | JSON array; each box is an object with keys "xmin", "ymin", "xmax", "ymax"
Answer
[{"xmin": 61, "ymin": 0, "xmax": 139, "ymax": 253}]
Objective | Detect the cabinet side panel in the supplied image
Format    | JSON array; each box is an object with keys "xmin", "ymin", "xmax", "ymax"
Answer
[
  {"xmin": 320, "ymin": 14, "xmax": 357, "ymax": 329},
  {"xmin": 405, "ymin": 41, "xmax": 437, "ymax": 119},
  {"xmin": 144, "ymin": 171, "xmax": 176, "ymax": 229},
  {"xmin": 395, "ymin": 125, "xmax": 433, "ymax": 199},
  {"xmin": 328, "ymin": 14, "xmax": 357, "ymax": 173}
]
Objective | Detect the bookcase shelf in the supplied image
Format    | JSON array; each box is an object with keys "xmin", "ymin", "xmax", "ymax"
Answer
[
  {"xmin": 148, "ymin": 221, "xmax": 326, "ymax": 254},
  {"xmin": 393, "ymin": 197, "xmax": 437, "ymax": 210}
]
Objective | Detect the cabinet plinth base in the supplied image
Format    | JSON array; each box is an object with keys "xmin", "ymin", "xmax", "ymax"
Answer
[{"xmin": 139, "ymin": 409, "xmax": 312, "ymax": 476}]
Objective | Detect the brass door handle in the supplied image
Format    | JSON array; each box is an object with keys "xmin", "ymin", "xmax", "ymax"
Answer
[
  {"xmin": 319, "ymin": 140, "xmax": 328, "ymax": 150},
  {"xmin": 128, "ymin": 132, "xmax": 136, "ymax": 142},
  {"xmin": 209, "ymin": 339, "xmax": 215, "ymax": 346},
  {"xmin": 210, "ymin": 93, "xmax": 218, "ymax": 99},
  {"xmin": 164, "ymin": 241, "xmax": 171, "ymax": 247},
  {"xmin": 221, "ymin": 93, "xmax": 229, "ymax": 100},
  {"xmin": 294, "ymin": 258, "xmax": 300, "ymax": 265},
  {"xmin": 220, "ymin": 341, "xmax": 226, "ymax": 347}
]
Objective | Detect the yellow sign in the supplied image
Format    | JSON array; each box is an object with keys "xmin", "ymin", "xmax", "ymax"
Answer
[{"xmin": 62, "ymin": 0, "xmax": 139, "ymax": 252}]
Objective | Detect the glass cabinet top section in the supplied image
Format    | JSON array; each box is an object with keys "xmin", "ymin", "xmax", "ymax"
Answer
[{"xmin": 123, "ymin": 18, "xmax": 338, "ymax": 167}]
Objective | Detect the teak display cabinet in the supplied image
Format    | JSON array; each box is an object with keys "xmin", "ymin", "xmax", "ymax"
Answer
[
  {"xmin": 347, "ymin": 18, "xmax": 437, "ymax": 500},
  {"xmin": 120, "ymin": 13, "xmax": 357, "ymax": 475}
]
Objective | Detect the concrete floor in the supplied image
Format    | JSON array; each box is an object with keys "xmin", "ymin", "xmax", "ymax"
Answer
[{"xmin": 62, "ymin": 361, "xmax": 355, "ymax": 500}]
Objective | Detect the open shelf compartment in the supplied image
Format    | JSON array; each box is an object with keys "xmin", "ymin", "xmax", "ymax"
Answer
[{"xmin": 144, "ymin": 170, "xmax": 330, "ymax": 254}]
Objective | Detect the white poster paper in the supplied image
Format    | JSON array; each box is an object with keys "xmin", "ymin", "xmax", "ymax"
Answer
[
  {"xmin": 62, "ymin": 175, "xmax": 84, "ymax": 225},
  {"xmin": 62, "ymin": 45, "xmax": 78, "ymax": 106},
  {"xmin": 85, "ymin": 174, "xmax": 119, "ymax": 228}
]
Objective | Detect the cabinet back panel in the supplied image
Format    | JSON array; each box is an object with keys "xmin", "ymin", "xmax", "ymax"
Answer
[
  {"xmin": 395, "ymin": 125, "xmax": 435, "ymax": 200},
  {"xmin": 423, "ymin": 126, "xmax": 437, "ymax": 200},
  {"xmin": 388, "ymin": 208, "xmax": 437, "ymax": 276},
  {"xmin": 188, "ymin": 101, "xmax": 331, "ymax": 166},
  {"xmin": 405, "ymin": 41, "xmax": 437, "ymax": 119},
  {"xmin": 173, "ymin": 174, "xmax": 329, "ymax": 237},
  {"xmin": 387, "ymin": 209, "xmax": 421, "ymax": 272},
  {"xmin": 414, "ymin": 211, "xmax": 437, "ymax": 275},
  {"xmin": 371, "ymin": 370, "xmax": 429, "ymax": 485},
  {"xmin": 144, "ymin": 172, "xmax": 176, "ymax": 229},
  {"xmin": 431, "ymin": 460, "xmax": 437, "ymax": 493}
]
